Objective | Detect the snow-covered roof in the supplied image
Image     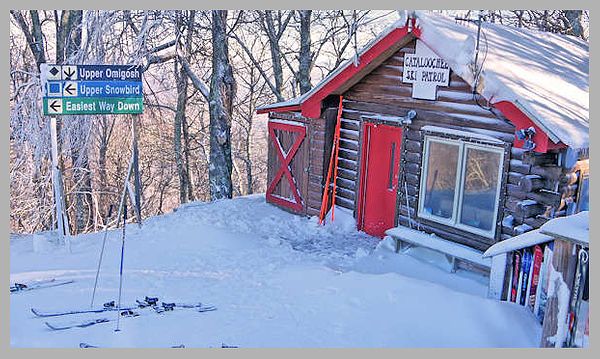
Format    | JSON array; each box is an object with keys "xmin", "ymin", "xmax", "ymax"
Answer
[
  {"xmin": 415, "ymin": 11, "xmax": 589, "ymax": 149},
  {"xmin": 482, "ymin": 230, "xmax": 553, "ymax": 258},
  {"xmin": 421, "ymin": 125, "xmax": 504, "ymax": 144},
  {"xmin": 540, "ymin": 211, "xmax": 588, "ymax": 246},
  {"xmin": 483, "ymin": 211, "xmax": 589, "ymax": 257},
  {"xmin": 257, "ymin": 98, "xmax": 302, "ymax": 112},
  {"xmin": 259, "ymin": 11, "xmax": 589, "ymax": 150}
]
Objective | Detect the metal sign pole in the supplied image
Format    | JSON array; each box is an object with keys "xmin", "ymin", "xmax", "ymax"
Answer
[
  {"xmin": 131, "ymin": 115, "xmax": 142, "ymax": 227},
  {"xmin": 115, "ymin": 151, "xmax": 134, "ymax": 228},
  {"xmin": 49, "ymin": 116, "xmax": 71, "ymax": 249}
]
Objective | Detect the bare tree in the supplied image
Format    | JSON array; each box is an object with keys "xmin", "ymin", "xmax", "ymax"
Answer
[
  {"xmin": 208, "ymin": 10, "xmax": 236, "ymax": 200},
  {"xmin": 173, "ymin": 10, "xmax": 195, "ymax": 204},
  {"xmin": 230, "ymin": 40, "xmax": 271, "ymax": 195},
  {"xmin": 10, "ymin": 9, "xmax": 587, "ymax": 235},
  {"xmin": 297, "ymin": 10, "xmax": 313, "ymax": 94},
  {"xmin": 180, "ymin": 10, "xmax": 237, "ymax": 200},
  {"xmin": 10, "ymin": 10, "xmax": 47, "ymax": 69}
]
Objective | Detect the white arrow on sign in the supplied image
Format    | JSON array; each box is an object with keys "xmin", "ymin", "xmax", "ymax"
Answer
[
  {"xmin": 63, "ymin": 81, "xmax": 78, "ymax": 97},
  {"xmin": 47, "ymin": 99, "xmax": 63, "ymax": 114},
  {"xmin": 62, "ymin": 65, "xmax": 77, "ymax": 80}
]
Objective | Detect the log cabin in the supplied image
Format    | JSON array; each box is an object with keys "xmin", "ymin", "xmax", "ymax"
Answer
[{"xmin": 256, "ymin": 11, "xmax": 589, "ymax": 270}]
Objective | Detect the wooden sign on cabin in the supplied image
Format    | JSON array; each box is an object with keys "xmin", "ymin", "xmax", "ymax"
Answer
[{"xmin": 402, "ymin": 40, "xmax": 450, "ymax": 100}]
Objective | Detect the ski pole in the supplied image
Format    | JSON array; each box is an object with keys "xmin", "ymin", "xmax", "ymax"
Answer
[
  {"xmin": 115, "ymin": 201, "xmax": 127, "ymax": 332},
  {"xmin": 91, "ymin": 204, "xmax": 114, "ymax": 308}
]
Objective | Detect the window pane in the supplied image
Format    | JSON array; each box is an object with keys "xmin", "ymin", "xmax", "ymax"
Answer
[
  {"xmin": 459, "ymin": 147, "xmax": 502, "ymax": 232},
  {"xmin": 422, "ymin": 141, "xmax": 459, "ymax": 219}
]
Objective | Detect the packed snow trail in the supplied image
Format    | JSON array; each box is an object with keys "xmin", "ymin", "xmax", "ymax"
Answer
[{"xmin": 10, "ymin": 195, "xmax": 541, "ymax": 347}]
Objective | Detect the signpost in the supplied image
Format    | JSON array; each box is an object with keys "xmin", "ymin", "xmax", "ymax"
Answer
[
  {"xmin": 402, "ymin": 40, "xmax": 450, "ymax": 100},
  {"xmin": 40, "ymin": 63, "xmax": 144, "ymax": 241}
]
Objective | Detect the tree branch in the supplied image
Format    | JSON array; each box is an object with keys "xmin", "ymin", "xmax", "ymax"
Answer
[
  {"xmin": 229, "ymin": 31, "xmax": 283, "ymax": 102},
  {"xmin": 178, "ymin": 55, "xmax": 210, "ymax": 101}
]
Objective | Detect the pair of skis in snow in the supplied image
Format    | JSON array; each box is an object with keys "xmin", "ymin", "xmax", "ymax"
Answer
[
  {"xmin": 10, "ymin": 278, "xmax": 74, "ymax": 293},
  {"xmin": 35, "ymin": 296, "xmax": 216, "ymax": 330}
]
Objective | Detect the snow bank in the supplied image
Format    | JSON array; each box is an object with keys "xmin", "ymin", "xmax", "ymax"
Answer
[{"xmin": 11, "ymin": 195, "xmax": 541, "ymax": 347}]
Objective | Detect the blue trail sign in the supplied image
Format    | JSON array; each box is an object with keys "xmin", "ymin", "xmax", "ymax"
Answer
[
  {"xmin": 74, "ymin": 65, "xmax": 143, "ymax": 81},
  {"xmin": 42, "ymin": 64, "xmax": 142, "ymax": 82},
  {"xmin": 44, "ymin": 81, "xmax": 143, "ymax": 98}
]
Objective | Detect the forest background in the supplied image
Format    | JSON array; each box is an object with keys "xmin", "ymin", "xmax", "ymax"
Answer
[{"xmin": 8, "ymin": 10, "xmax": 588, "ymax": 235}]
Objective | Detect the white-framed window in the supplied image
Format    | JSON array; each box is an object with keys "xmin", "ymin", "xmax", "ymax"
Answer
[{"xmin": 418, "ymin": 135, "xmax": 505, "ymax": 238}]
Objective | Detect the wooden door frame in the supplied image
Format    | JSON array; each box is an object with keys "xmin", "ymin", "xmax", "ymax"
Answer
[{"xmin": 356, "ymin": 122, "xmax": 372, "ymax": 231}]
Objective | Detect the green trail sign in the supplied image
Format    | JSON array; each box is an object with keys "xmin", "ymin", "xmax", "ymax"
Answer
[{"xmin": 43, "ymin": 97, "xmax": 144, "ymax": 115}]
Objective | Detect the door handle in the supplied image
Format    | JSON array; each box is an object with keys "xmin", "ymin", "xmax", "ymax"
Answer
[{"xmin": 388, "ymin": 142, "xmax": 396, "ymax": 190}]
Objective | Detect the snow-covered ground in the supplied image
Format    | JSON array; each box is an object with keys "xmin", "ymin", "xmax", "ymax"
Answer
[{"xmin": 10, "ymin": 195, "xmax": 541, "ymax": 348}]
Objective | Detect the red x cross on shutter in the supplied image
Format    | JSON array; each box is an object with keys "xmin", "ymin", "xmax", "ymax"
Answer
[{"xmin": 266, "ymin": 121, "xmax": 306, "ymax": 212}]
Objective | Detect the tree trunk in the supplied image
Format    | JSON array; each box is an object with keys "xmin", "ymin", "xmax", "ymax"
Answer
[
  {"xmin": 10, "ymin": 10, "xmax": 47, "ymax": 69},
  {"xmin": 10, "ymin": 10, "xmax": 49, "ymax": 230},
  {"xmin": 243, "ymin": 122, "xmax": 254, "ymax": 194},
  {"xmin": 263, "ymin": 11, "xmax": 284, "ymax": 100},
  {"xmin": 173, "ymin": 11, "xmax": 194, "ymax": 204},
  {"xmin": 174, "ymin": 59, "xmax": 189, "ymax": 204},
  {"xmin": 56, "ymin": 10, "xmax": 83, "ymax": 64},
  {"xmin": 298, "ymin": 10, "xmax": 312, "ymax": 94},
  {"xmin": 71, "ymin": 144, "xmax": 92, "ymax": 233},
  {"xmin": 182, "ymin": 11, "xmax": 196, "ymax": 202},
  {"xmin": 208, "ymin": 10, "xmax": 235, "ymax": 200}
]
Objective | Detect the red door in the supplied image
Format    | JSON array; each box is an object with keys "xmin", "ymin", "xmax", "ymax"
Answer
[{"xmin": 357, "ymin": 123, "xmax": 402, "ymax": 238}]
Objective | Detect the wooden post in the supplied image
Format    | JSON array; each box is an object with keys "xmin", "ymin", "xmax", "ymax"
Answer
[
  {"xmin": 488, "ymin": 253, "xmax": 507, "ymax": 299},
  {"xmin": 131, "ymin": 115, "xmax": 142, "ymax": 227},
  {"xmin": 50, "ymin": 116, "xmax": 71, "ymax": 249},
  {"xmin": 540, "ymin": 239, "xmax": 577, "ymax": 347}
]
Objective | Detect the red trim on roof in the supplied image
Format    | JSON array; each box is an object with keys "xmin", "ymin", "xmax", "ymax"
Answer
[
  {"xmin": 256, "ymin": 104, "xmax": 301, "ymax": 114},
  {"xmin": 259, "ymin": 17, "xmax": 569, "ymax": 153},
  {"xmin": 301, "ymin": 25, "xmax": 411, "ymax": 118},
  {"xmin": 261, "ymin": 23, "xmax": 412, "ymax": 118},
  {"xmin": 493, "ymin": 101, "xmax": 566, "ymax": 153}
]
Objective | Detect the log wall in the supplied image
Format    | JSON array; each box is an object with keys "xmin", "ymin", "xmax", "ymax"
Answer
[
  {"xmin": 331, "ymin": 39, "xmax": 513, "ymax": 250},
  {"xmin": 331, "ymin": 38, "xmax": 585, "ymax": 251}
]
